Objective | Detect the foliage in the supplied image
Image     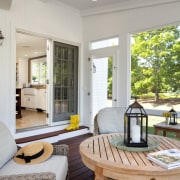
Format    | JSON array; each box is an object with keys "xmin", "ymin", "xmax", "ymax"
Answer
[
  {"xmin": 107, "ymin": 57, "xmax": 113, "ymax": 98},
  {"xmin": 131, "ymin": 25, "xmax": 180, "ymax": 101}
]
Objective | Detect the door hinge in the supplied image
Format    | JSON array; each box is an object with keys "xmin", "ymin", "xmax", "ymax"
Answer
[
  {"xmin": 88, "ymin": 57, "xmax": 91, "ymax": 61},
  {"xmin": 46, "ymin": 79, "xmax": 49, "ymax": 84},
  {"xmin": 46, "ymin": 113, "xmax": 49, "ymax": 118},
  {"xmin": 114, "ymin": 66, "xmax": 117, "ymax": 70}
]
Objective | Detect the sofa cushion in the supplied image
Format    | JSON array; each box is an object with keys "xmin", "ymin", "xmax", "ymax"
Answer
[
  {"xmin": 97, "ymin": 107, "xmax": 126, "ymax": 134},
  {"xmin": 0, "ymin": 122, "xmax": 17, "ymax": 168},
  {"xmin": 0, "ymin": 155, "xmax": 68, "ymax": 180}
]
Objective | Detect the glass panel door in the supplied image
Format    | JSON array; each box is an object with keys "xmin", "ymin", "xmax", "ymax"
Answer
[{"xmin": 53, "ymin": 41, "xmax": 78, "ymax": 122}]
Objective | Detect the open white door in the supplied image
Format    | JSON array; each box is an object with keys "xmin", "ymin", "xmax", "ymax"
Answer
[{"xmin": 89, "ymin": 47, "xmax": 118, "ymax": 131}]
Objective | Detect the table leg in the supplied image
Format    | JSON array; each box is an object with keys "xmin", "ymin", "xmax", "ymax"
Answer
[
  {"xmin": 95, "ymin": 166, "xmax": 108, "ymax": 180},
  {"xmin": 162, "ymin": 130, "xmax": 167, "ymax": 137},
  {"xmin": 154, "ymin": 128, "xmax": 158, "ymax": 135},
  {"xmin": 176, "ymin": 133, "xmax": 180, "ymax": 138}
]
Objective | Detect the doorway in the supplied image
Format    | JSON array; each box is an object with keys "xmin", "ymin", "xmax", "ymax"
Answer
[
  {"xmin": 16, "ymin": 31, "xmax": 48, "ymax": 131},
  {"xmin": 91, "ymin": 57, "xmax": 113, "ymax": 115},
  {"xmin": 90, "ymin": 53, "xmax": 118, "ymax": 126}
]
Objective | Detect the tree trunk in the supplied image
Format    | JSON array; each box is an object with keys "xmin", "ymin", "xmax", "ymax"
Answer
[{"xmin": 154, "ymin": 91, "xmax": 159, "ymax": 102}]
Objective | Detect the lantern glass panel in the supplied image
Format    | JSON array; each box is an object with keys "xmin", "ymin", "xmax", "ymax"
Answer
[
  {"xmin": 141, "ymin": 115, "xmax": 148, "ymax": 141},
  {"xmin": 124, "ymin": 100, "xmax": 148, "ymax": 148},
  {"xmin": 124, "ymin": 114, "xmax": 128, "ymax": 143}
]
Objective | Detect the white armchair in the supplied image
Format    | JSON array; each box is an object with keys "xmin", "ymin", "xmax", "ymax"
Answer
[{"xmin": 94, "ymin": 107, "xmax": 127, "ymax": 135}]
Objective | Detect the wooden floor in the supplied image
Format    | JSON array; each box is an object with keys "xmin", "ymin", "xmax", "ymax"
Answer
[
  {"xmin": 16, "ymin": 109, "xmax": 47, "ymax": 130},
  {"xmin": 55, "ymin": 133, "xmax": 95, "ymax": 180}
]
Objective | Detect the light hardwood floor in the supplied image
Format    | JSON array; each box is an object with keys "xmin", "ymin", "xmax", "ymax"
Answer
[{"xmin": 16, "ymin": 109, "xmax": 47, "ymax": 130}]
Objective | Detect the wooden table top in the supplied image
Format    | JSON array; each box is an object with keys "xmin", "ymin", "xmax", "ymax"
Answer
[
  {"xmin": 154, "ymin": 122, "xmax": 180, "ymax": 130},
  {"xmin": 80, "ymin": 133, "xmax": 180, "ymax": 180}
]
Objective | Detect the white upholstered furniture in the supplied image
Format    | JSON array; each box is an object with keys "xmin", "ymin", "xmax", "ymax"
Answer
[
  {"xmin": 94, "ymin": 107, "xmax": 126, "ymax": 135},
  {"xmin": 0, "ymin": 122, "xmax": 69, "ymax": 180}
]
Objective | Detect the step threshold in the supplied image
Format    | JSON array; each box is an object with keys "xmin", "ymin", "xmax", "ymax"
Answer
[{"xmin": 15, "ymin": 126, "xmax": 89, "ymax": 144}]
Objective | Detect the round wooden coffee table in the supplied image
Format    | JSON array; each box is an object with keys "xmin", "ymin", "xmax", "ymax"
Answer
[{"xmin": 79, "ymin": 133, "xmax": 180, "ymax": 180}]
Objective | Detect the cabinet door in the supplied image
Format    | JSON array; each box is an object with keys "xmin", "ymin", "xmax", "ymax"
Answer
[
  {"xmin": 29, "ymin": 95, "xmax": 36, "ymax": 109},
  {"xmin": 37, "ymin": 89, "xmax": 46, "ymax": 110},
  {"xmin": 23, "ymin": 95, "xmax": 36, "ymax": 109},
  {"xmin": 21, "ymin": 88, "xmax": 36, "ymax": 109},
  {"xmin": 53, "ymin": 42, "xmax": 78, "ymax": 122}
]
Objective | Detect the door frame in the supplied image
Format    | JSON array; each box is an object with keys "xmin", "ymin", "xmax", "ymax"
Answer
[
  {"xmin": 15, "ymin": 29, "xmax": 50, "ymax": 131},
  {"xmin": 89, "ymin": 46, "xmax": 119, "ymax": 131}
]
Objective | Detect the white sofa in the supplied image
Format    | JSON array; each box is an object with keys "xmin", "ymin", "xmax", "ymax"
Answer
[{"xmin": 0, "ymin": 122, "xmax": 69, "ymax": 180}]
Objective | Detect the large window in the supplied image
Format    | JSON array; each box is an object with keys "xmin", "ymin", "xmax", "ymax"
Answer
[
  {"xmin": 131, "ymin": 24, "xmax": 180, "ymax": 115},
  {"xmin": 90, "ymin": 37, "xmax": 119, "ymax": 50},
  {"xmin": 30, "ymin": 57, "xmax": 47, "ymax": 84}
]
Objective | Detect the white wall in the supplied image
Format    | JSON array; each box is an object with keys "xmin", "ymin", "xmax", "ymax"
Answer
[
  {"xmin": 1, "ymin": 0, "xmax": 180, "ymax": 137},
  {"xmin": 0, "ymin": 0, "xmax": 82, "ymax": 136},
  {"xmin": 82, "ymin": 2, "xmax": 180, "ymax": 127}
]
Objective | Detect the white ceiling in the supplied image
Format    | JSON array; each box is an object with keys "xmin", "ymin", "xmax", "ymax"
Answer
[
  {"xmin": 55, "ymin": 0, "xmax": 180, "ymax": 16},
  {"xmin": 56, "ymin": 0, "xmax": 130, "ymax": 10},
  {"xmin": 0, "ymin": 0, "xmax": 12, "ymax": 10},
  {"xmin": 16, "ymin": 32, "xmax": 47, "ymax": 60}
]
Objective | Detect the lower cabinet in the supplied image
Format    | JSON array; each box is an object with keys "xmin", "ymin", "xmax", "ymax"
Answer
[
  {"xmin": 21, "ymin": 88, "xmax": 46, "ymax": 111},
  {"xmin": 21, "ymin": 94, "xmax": 36, "ymax": 109},
  {"xmin": 36, "ymin": 89, "xmax": 46, "ymax": 111}
]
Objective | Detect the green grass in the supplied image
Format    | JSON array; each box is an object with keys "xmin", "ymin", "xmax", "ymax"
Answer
[{"xmin": 148, "ymin": 126, "xmax": 178, "ymax": 139}]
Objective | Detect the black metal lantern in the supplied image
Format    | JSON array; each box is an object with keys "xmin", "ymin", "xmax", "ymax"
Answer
[
  {"xmin": 124, "ymin": 100, "xmax": 148, "ymax": 147},
  {"xmin": 169, "ymin": 108, "xmax": 177, "ymax": 125}
]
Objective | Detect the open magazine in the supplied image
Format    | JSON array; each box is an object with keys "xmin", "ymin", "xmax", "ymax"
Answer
[{"xmin": 147, "ymin": 149, "xmax": 180, "ymax": 170}]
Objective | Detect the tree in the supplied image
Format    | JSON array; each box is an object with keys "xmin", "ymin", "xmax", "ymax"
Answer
[
  {"xmin": 107, "ymin": 57, "xmax": 113, "ymax": 98},
  {"xmin": 131, "ymin": 25, "xmax": 180, "ymax": 101}
]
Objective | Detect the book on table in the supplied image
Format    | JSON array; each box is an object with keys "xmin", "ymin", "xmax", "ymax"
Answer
[{"xmin": 147, "ymin": 149, "xmax": 180, "ymax": 170}]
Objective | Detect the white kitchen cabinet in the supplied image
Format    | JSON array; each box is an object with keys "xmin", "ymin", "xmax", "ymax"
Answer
[
  {"xmin": 36, "ymin": 89, "xmax": 46, "ymax": 111},
  {"xmin": 21, "ymin": 88, "xmax": 46, "ymax": 111},
  {"xmin": 21, "ymin": 88, "xmax": 37, "ymax": 109},
  {"xmin": 22, "ymin": 95, "xmax": 36, "ymax": 109}
]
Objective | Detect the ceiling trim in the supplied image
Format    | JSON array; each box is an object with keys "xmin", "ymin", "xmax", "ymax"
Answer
[{"xmin": 81, "ymin": 0, "xmax": 180, "ymax": 17}]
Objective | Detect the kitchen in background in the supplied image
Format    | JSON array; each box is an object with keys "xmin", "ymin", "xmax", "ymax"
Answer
[{"xmin": 16, "ymin": 32, "xmax": 48, "ymax": 131}]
